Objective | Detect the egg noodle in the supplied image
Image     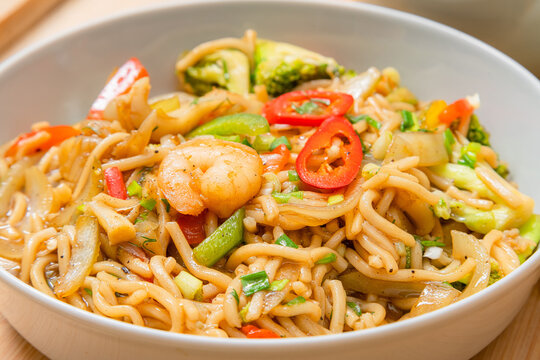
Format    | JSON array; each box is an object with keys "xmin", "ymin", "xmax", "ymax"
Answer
[{"xmin": 0, "ymin": 30, "xmax": 537, "ymax": 338}]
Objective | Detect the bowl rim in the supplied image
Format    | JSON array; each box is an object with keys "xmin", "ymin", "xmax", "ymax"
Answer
[{"xmin": 0, "ymin": 0, "xmax": 539, "ymax": 350}]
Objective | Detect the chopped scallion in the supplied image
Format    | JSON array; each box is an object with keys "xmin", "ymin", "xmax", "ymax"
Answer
[
  {"xmin": 127, "ymin": 181, "xmax": 142, "ymax": 197},
  {"xmin": 286, "ymin": 296, "xmax": 306, "ymax": 306},
  {"xmin": 270, "ymin": 136, "xmax": 292, "ymax": 151},
  {"xmin": 327, "ymin": 194, "xmax": 344, "ymax": 205},
  {"xmin": 346, "ymin": 301, "xmax": 362, "ymax": 316},
  {"xmin": 420, "ymin": 240, "xmax": 446, "ymax": 248},
  {"xmin": 269, "ymin": 279, "xmax": 289, "ymax": 292},
  {"xmin": 231, "ymin": 289, "xmax": 240, "ymax": 304},
  {"xmin": 400, "ymin": 110, "xmax": 415, "ymax": 132},
  {"xmin": 140, "ymin": 198, "xmax": 156, "ymax": 211},
  {"xmin": 271, "ymin": 191, "xmax": 303, "ymax": 204},
  {"xmin": 161, "ymin": 198, "xmax": 171, "ymax": 212},
  {"xmin": 240, "ymin": 271, "xmax": 270, "ymax": 296},
  {"xmin": 83, "ymin": 288, "xmax": 92, "ymax": 296},
  {"xmin": 288, "ymin": 170, "xmax": 300, "ymax": 182},
  {"xmin": 443, "ymin": 128, "xmax": 455, "ymax": 155},
  {"xmin": 315, "ymin": 253, "xmax": 337, "ymax": 264},
  {"xmin": 275, "ymin": 233, "xmax": 298, "ymax": 249}
]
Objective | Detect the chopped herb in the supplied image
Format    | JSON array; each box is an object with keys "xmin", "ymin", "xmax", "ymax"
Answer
[
  {"xmin": 269, "ymin": 279, "xmax": 289, "ymax": 291},
  {"xmin": 346, "ymin": 301, "xmax": 362, "ymax": 316},
  {"xmin": 275, "ymin": 234, "xmax": 298, "ymax": 249},
  {"xmin": 231, "ymin": 289, "xmax": 240, "ymax": 304},
  {"xmin": 222, "ymin": 59, "xmax": 230, "ymax": 80},
  {"xmin": 134, "ymin": 211, "xmax": 149, "ymax": 224},
  {"xmin": 286, "ymin": 296, "xmax": 306, "ymax": 306},
  {"xmin": 191, "ymin": 98, "xmax": 199, "ymax": 105},
  {"xmin": 467, "ymin": 114, "xmax": 490, "ymax": 146},
  {"xmin": 161, "ymin": 198, "xmax": 171, "ymax": 212},
  {"xmin": 270, "ymin": 136, "xmax": 292, "ymax": 151},
  {"xmin": 288, "ymin": 170, "xmax": 300, "ymax": 182},
  {"xmin": 271, "ymin": 191, "xmax": 303, "ymax": 204},
  {"xmin": 241, "ymin": 138, "xmax": 253, "ymax": 148},
  {"xmin": 152, "ymin": 126, "xmax": 159, "ymax": 132},
  {"xmin": 127, "ymin": 181, "xmax": 142, "ymax": 197},
  {"xmin": 76, "ymin": 204, "xmax": 86, "ymax": 212},
  {"xmin": 366, "ymin": 117, "xmax": 381, "ymax": 130},
  {"xmin": 292, "ymin": 100, "xmax": 319, "ymax": 115},
  {"xmin": 443, "ymin": 128, "xmax": 455, "ymax": 155},
  {"xmin": 420, "ymin": 240, "xmax": 446, "ymax": 248},
  {"xmin": 327, "ymin": 194, "xmax": 344, "ymax": 205},
  {"xmin": 140, "ymin": 198, "xmax": 156, "ymax": 211},
  {"xmin": 458, "ymin": 142, "xmax": 481, "ymax": 169},
  {"xmin": 495, "ymin": 163, "xmax": 509, "ymax": 179},
  {"xmin": 315, "ymin": 253, "xmax": 337, "ymax": 264},
  {"xmin": 346, "ymin": 113, "xmax": 379, "ymax": 129},
  {"xmin": 311, "ymin": 98, "xmax": 332, "ymax": 106},
  {"xmin": 405, "ymin": 246, "xmax": 412, "ymax": 269},
  {"xmin": 240, "ymin": 271, "xmax": 270, "ymax": 296},
  {"xmin": 359, "ymin": 136, "xmax": 370, "ymax": 154},
  {"xmin": 239, "ymin": 302, "xmax": 250, "ymax": 323},
  {"xmin": 83, "ymin": 288, "xmax": 92, "ymax": 296},
  {"xmin": 141, "ymin": 236, "xmax": 157, "ymax": 253},
  {"xmin": 400, "ymin": 110, "xmax": 415, "ymax": 132}
]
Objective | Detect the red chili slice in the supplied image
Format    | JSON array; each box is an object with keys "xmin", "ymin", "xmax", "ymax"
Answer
[
  {"xmin": 259, "ymin": 144, "xmax": 290, "ymax": 173},
  {"xmin": 296, "ymin": 116, "xmax": 363, "ymax": 189},
  {"xmin": 176, "ymin": 211, "xmax": 207, "ymax": 246},
  {"xmin": 241, "ymin": 325, "xmax": 280, "ymax": 339},
  {"xmin": 87, "ymin": 57, "xmax": 149, "ymax": 120},
  {"xmin": 263, "ymin": 90, "xmax": 353, "ymax": 126},
  {"xmin": 438, "ymin": 98, "xmax": 474, "ymax": 126}
]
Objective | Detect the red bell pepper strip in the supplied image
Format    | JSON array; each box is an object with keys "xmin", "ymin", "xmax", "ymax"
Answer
[
  {"xmin": 104, "ymin": 167, "xmax": 127, "ymax": 200},
  {"xmin": 5, "ymin": 125, "xmax": 80, "ymax": 158},
  {"xmin": 296, "ymin": 116, "xmax": 363, "ymax": 189},
  {"xmin": 87, "ymin": 57, "xmax": 149, "ymax": 120},
  {"xmin": 259, "ymin": 144, "xmax": 290, "ymax": 173},
  {"xmin": 438, "ymin": 98, "xmax": 474, "ymax": 127},
  {"xmin": 241, "ymin": 325, "xmax": 280, "ymax": 339},
  {"xmin": 263, "ymin": 90, "xmax": 353, "ymax": 126},
  {"xmin": 176, "ymin": 211, "xmax": 207, "ymax": 246}
]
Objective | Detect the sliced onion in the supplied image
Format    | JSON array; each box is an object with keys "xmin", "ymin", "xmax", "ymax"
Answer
[
  {"xmin": 339, "ymin": 270, "xmax": 426, "ymax": 298},
  {"xmin": 385, "ymin": 132, "xmax": 448, "ymax": 167},
  {"xmin": 409, "ymin": 282, "xmax": 460, "ymax": 317}
]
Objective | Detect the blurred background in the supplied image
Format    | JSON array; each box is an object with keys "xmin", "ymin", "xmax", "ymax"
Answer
[{"xmin": 1, "ymin": 0, "xmax": 539, "ymax": 77}]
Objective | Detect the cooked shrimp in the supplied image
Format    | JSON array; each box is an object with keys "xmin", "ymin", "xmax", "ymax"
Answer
[{"xmin": 158, "ymin": 137, "xmax": 263, "ymax": 218}]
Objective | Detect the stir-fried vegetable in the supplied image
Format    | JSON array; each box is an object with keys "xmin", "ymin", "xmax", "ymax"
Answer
[
  {"xmin": 296, "ymin": 116, "xmax": 363, "ymax": 189},
  {"xmin": 87, "ymin": 57, "xmax": 148, "ymax": 120},
  {"xmin": 174, "ymin": 271, "xmax": 203, "ymax": 301},
  {"xmin": 241, "ymin": 325, "xmax": 280, "ymax": 338},
  {"xmin": 262, "ymin": 90, "xmax": 353, "ymax": 126},
  {"xmin": 176, "ymin": 212, "xmax": 207, "ymax": 246},
  {"xmin": 467, "ymin": 115, "xmax": 490, "ymax": 146},
  {"xmin": 184, "ymin": 49, "xmax": 250, "ymax": 95},
  {"xmin": 241, "ymin": 270, "xmax": 270, "ymax": 296},
  {"xmin": 54, "ymin": 216, "xmax": 100, "ymax": 297},
  {"xmin": 192, "ymin": 207, "xmax": 245, "ymax": 266},
  {"xmin": 104, "ymin": 167, "xmax": 127, "ymax": 200},
  {"xmin": 254, "ymin": 39, "xmax": 344, "ymax": 96},
  {"xmin": 517, "ymin": 215, "xmax": 540, "ymax": 263},
  {"xmin": 438, "ymin": 98, "xmax": 474, "ymax": 127},
  {"xmin": 385, "ymin": 132, "xmax": 448, "ymax": 167},
  {"xmin": 186, "ymin": 113, "xmax": 269, "ymax": 138},
  {"xmin": 274, "ymin": 233, "xmax": 298, "ymax": 248},
  {"xmin": 260, "ymin": 144, "xmax": 290, "ymax": 173},
  {"xmin": 5, "ymin": 125, "xmax": 80, "ymax": 159}
]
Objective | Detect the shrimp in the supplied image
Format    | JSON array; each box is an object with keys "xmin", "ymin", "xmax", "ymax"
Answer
[{"xmin": 158, "ymin": 137, "xmax": 263, "ymax": 218}]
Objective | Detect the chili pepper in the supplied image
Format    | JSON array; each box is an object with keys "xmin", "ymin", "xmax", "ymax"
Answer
[
  {"xmin": 241, "ymin": 325, "xmax": 280, "ymax": 339},
  {"xmin": 439, "ymin": 98, "xmax": 474, "ymax": 127},
  {"xmin": 5, "ymin": 125, "xmax": 80, "ymax": 158},
  {"xmin": 296, "ymin": 116, "xmax": 363, "ymax": 189},
  {"xmin": 176, "ymin": 211, "xmax": 207, "ymax": 246},
  {"xmin": 87, "ymin": 57, "xmax": 149, "ymax": 120},
  {"xmin": 262, "ymin": 90, "xmax": 353, "ymax": 126},
  {"xmin": 260, "ymin": 144, "xmax": 290, "ymax": 173},
  {"xmin": 104, "ymin": 167, "xmax": 127, "ymax": 200}
]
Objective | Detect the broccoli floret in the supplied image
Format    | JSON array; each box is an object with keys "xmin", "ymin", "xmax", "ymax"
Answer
[
  {"xmin": 254, "ymin": 39, "xmax": 344, "ymax": 96},
  {"xmin": 495, "ymin": 163, "xmax": 510, "ymax": 179},
  {"xmin": 467, "ymin": 114, "xmax": 490, "ymax": 146},
  {"xmin": 184, "ymin": 49, "xmax": 250, "ymax": 96}
]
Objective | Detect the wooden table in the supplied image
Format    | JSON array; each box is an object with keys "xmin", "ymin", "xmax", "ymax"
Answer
[{"xmin": 0, "ymin": 0, "xmax": 539, "ymax": 359}]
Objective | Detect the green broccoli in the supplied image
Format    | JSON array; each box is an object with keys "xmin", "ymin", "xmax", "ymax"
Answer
[
  {"xmin": 467, "ymin": 115, "xmax": 490, "ymax": 146},
  {"xmin": 184, "ymin": 49, "xmax": 250, "ymax": 96},
  {"xmin": 254, "ymin": 39, "xmax": 344, "ymax": 96}
]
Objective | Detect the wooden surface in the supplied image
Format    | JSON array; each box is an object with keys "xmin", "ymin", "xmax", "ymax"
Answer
[{"xmin": 0, "ymin": 0, "xmax": 538, "ymax": 359}]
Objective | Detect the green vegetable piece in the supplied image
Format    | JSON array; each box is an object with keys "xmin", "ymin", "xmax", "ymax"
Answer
[
  {"xmin": 275, "ymin": 233, "xmax": 298, "ymax": 249},
  {"xmin": 127, "ymin": 181, "xmax": 142, "ymax": 197},
  {"xmin": 241, "ymin": 138, "xmax": 253, "ymax": 148},
  {"xmin": 239, "ymin": 302, "xmax": 250, "ymax": 323},
  {"xmin": 400, "ymin": 110, "xmax": 416, "ymax": 132},
  {"xmin": 174, "ymin": 271, "xmax": 203, "ymax": 301},
  {"xmin": 366, "ymin": 117, "xmax": 381, "ymax": 130},
  {"xmin": 186, "ymin": 113, "xmax": 270, "ymax": 138},
  {"xmin": 184, "ymin": 49, "xmax": 250, "ymax": 95},
  {"xmin": 269, "ymin": 279, "xmax": 289, "ymax": 292},
  {"xmin": 315, "ymin": 253, "xmax": 337, "ymax": 264},
  {"xmin": 292, "ymin": 100, "xmax": 320, "ymax": 115},
  {"xmin": 327, "ymin": 194, "xmax": 344, "ymax": 205},
  {"xmin": 254, "ymin": 39, "xmax": 344, "ymax": 96},
  {"xmin": 240, "ymin": 271, "xmax": 270, "ymax": 296},
  {"xmin": 270, "ymin": 136, "xmax": 292, "ymax": 151},
  {"xmin": 458, "ymin": 142, "xmax": 482, "ymax": 169},
  {"xmin": 252, "ymin": 134, "xmax": 276, "ymax": 152},
  {"xmin": 214, "ymin": 134, "xmax": 242, "ymax": 143},
  {"xmin": 288, "ymin": 170, "xmax": 300, "ymax": 182},
  {"xmin": 193, "ymin": 207, "xmax": 245, "ymax": 266},
  {"xmin": 84, "ymin": 288, "xmax": 92, "ymax": 296},
  {"xmin": 405, "ymin": 246, "xmax": 412, "ymax": 269},
  {"xmin": 140, "ymin": 198, "xmax": 156, "ymax": 211},
  {"xmin": 286, "ymin": 296, "xmax": 306, "ymax": 306},
  {"xmin": 271, "ymin": 191, "xmax": 303, "ymax": 204},
  {"xmin": 386, "ymin": 87, "xmax": 417, "ymax": 105},
  {"xmin": 420, "ymin": 240, "xmax": 446, "ymax": 248},
  {"xmin": 346, "ymin": 301, "xmax": 362, "ymax": 316},
  {"xmin": 517, "ymin": 214, "xmax": 540, "ymax": 263},
  {"xmin": 161, "ymin": 198, "xmax": 170, "ymax": 212},
  {"xmin": 231, "ymin": 289, "xmax": 240, "ymax": 304},
  {"xmin": 443, "ymin": 129, "xmax": 455, "ymax": 155},
  {"xmin": 467, "ymin": 115, "xmax": 490, "ymax": 146},
  {"xmin": 495, "ymin": 163, "xmax": 510, "ymax": 179}
]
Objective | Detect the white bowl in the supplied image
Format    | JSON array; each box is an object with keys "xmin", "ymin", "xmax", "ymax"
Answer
[{"xmin": 0, "ymin": 1, "xmax": 539, "ymax": 359}]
